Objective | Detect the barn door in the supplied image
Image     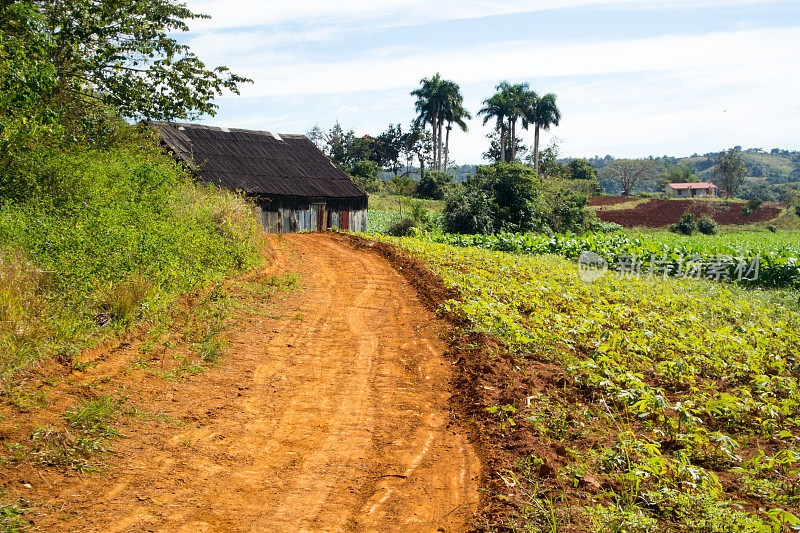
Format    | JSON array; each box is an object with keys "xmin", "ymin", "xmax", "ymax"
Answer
[{"xmin": 340, "ymin": 210, "xmax": 350, "ymax": 230}]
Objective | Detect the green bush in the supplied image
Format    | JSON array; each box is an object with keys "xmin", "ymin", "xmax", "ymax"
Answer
[
  {"xmin": 795, "ymin": 204, "xmax": 800, "ymax": 217},
  {"xmin": 444, "ymin": 162, "xmax": 542, "ymax": 234},
  {"xmin": 416, "ymin": 171, "xmax": 454, "ymax": 200},
  {"xmin": 696, "ymin": 215, "xmax": 718, "ymax": 235},
  {"xmin": 747, "ymin": 197, "xmax": 764, "ymax": 211},
  {"xmin": 670, "ymin": 213, "xmax": 696, "ymax": 235},
  {"xmin": 442, "ymin": 189, "xmax": 494, "ymax": 235},
  {"xmin": 386, "ymin": 218, "xmax": 416, "ymax": 237}
]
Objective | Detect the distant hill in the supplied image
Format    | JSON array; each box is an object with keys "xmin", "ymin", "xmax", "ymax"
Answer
[{"xmin": 578, "ymin": 148, "xmax": 800, "ymax": 197}]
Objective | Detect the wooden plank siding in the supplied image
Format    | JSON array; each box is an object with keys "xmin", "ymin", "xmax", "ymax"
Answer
[{"xmin": 256, "ymin": 203, "xmax": 366, "ymax": 234}]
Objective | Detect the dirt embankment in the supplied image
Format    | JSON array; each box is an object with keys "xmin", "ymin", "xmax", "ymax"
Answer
[
  {"xmin": 589, "ymin": 197, "xmax": 782, "ymax": 227},
  {"xmin": 1, "ymin": 234, "xmax": 479, "ymax": 532}
]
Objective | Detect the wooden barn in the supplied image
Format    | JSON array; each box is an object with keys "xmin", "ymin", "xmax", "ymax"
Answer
[{"xmin": 149, "ymin": 122, "xmax": 368, "ymax": 233}]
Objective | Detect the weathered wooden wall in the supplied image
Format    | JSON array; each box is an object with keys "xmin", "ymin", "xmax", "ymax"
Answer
[{"xmin": 255, "ymin": 203, "xmax": 366, "ymax": 234}]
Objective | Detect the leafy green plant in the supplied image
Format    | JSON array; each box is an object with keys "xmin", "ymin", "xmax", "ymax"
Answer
[
  {"xmin": 696, "ymin": 215, "xmax": 718, "ymax": 235},
  {"xmin": 670, "ymin": 213, "xmax": 696, "ymax": 235}
]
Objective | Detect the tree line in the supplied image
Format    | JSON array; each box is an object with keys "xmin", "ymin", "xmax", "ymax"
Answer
[{"xmin": 307, "ymin": 74, "xmax": 563, "ymax": 193}]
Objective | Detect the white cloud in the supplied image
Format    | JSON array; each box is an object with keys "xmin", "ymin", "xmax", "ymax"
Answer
[
  {"xmin": 202, "ymin": 27, "xmax": 800, "ymax": 99},
  {"xmin": 185, "ymin": 0, "xmax": 793, "ymax": 31}
]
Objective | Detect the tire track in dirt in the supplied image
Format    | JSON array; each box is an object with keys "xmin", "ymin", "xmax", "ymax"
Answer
[{"xmin": 32, "ymin": 233, "xmax": 479, "ymax": 532}]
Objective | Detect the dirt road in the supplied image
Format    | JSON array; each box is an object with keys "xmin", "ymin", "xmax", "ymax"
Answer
[{"xmin": 31, "ymin": 234, "xmax": 480, "ymax": 531}]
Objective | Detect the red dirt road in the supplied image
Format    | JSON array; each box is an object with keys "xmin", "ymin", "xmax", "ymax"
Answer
[{"xmin": 10, "ymin": 234, "xmax": 479, "ymax": 531}]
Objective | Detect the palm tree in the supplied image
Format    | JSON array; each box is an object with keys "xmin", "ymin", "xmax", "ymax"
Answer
[
  {"xmin": 411, "ymin": 74, "xmax": 469, "ymax": 172},
  {"xmin": 411, "ymin": 74, "xmax": 443, "ymax": 171},
  {"xmin": 526, "ymin": 92, "xmax": 561, "ymax": 175},
  {"xmin": 478, "ymin": 91, "xmax": 509, "ymax": 162},
  {"xmin": 441, "ymin": 90, "xmax": 471, "ymax": 172}
]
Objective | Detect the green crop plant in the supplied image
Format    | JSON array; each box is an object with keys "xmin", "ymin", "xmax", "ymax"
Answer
[{"xmin": 377, "ymin": 235, "xmax": 800, "ymax": 531}]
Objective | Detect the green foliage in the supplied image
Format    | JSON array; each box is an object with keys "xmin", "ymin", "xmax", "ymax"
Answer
[
  {"xmin": 348, "ymin": 160, "xmax": 381, "ymax": 193},
  {"xmin": 796, "ymin": 204, "xmax": 800, "ymax": 217},
  {"xmin": 1, "ymin": 0, "xmax": 249, "ymax": 121},
  {"xmin": 416, "ymin": 170, "xmax": 454, "ymax": 200},
  {"xmin": 386, "ymin": 218, "xmax": 417, "ymax": 237},
  {"xmin": 380, "ymin": 235, "xmax": 800, "ymax": 531},
  {"xmin": 715, "ymin": 148, "xmax": 747, "ymax": 196},
  {"xmin": 696, "ymin": 215, "xmax": 718, "ymax": 235},
  {"xmin": 566, "ymin": 158, "xmax": 597, "ymax": 181},
  {"xmin": 670, "ymin": 213, "xmax": 697, "ymax": 235},
  {"xmin": 0, "ymin": 500, "xmax": 30, "ymax": 533},
  {"xmin": 541, "ymin": 187, "xmax": 588, "ymax": 234},
  {"xmin": 423, "ymin": 229, "xmax": 800, "ymax": 289},
  {"xmin": 0, "ymin": 124, "xmax": 260, "ymax": 386},
  {"xmin": 747, "ymin": 197, "xmax": 764, "ymax": 211},
  {"xmin": 442, "ymin": 188, "xmax": 494, "ymax": 235}
]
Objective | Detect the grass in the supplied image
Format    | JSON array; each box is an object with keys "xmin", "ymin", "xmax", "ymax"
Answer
[
  {"xmin": 382, "ymin": 235, "xmax": 800, "ymax": 532},
  {"xmin": 0, "ymin": 500, "xmax": 30, "ymax": 533},
  {"xmin": 0, "ymin": 124, "xmax": 262, "ymax": 392},
  {"xmin": 368, "ymin": 193, "xmax": 445, "ymax": 214}
]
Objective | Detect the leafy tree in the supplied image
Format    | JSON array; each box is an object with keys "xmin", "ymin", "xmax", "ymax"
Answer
[
  {"xmin": 416, "ymin": 171, "xmax": 454, "ymax": 200},
  {"xmin": 377, "ymin": 123, "xmax": 404, "ymax": 177},
  {"xmin": 715, "ymin": 148, "xmax": 747, "ymax": 197},
  {"xmin": 478, "ymin": 82, "xmax": 531, "ymax": 163},
  {"xmin": 442, "ymin": 189, "xmax": 494, "ymax": 235},
  {"xmin": 697, "ymin": 215, "xmax": 718, "ymax": 235},
  {"xmin": 461, "ymin": 162, "xmax": 542, "ymax": 233},
  {"xmin": 477, "ymin": 91, "xmax": 510, "ymax": 163},
  {"xmin": 601, "ymin": 158, "xmax": 659, "ymax": 196},
  {"xmin": 401, "ymin": 122, "xmax": 432, "ymax": 178},
  {"xmin": 349, "ymin": 160, "xmax": 380, "ymax": 193},
  {"xmin": 658, "ymin": 163, "xmax": 698, "ymax": 191},
  {"xmin": 4, "ymin": 0, "xmax": 250, "ymax": 121},
  {"xmin": 566, "ymin": 159, "xmax": 597, "ymax": 181},
  {"xmin": 670, "ymin": 213, "xmax": 696, "ymax": 235},
  {"xmin": 482, "ymin": 131, "xmax": 527, "ymax": 164}
]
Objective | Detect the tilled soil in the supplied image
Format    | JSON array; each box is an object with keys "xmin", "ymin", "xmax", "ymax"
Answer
[{"xmin": 2, "ymin": 233, "xmax": 479, "ymax": 532}]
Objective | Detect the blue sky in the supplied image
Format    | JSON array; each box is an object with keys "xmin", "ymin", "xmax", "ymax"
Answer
[{"xmin": 180, "ymin": 0, "xmax": 800, "ymax": 164}]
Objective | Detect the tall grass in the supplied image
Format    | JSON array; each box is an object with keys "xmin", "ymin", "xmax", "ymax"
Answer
[
  {"xmin": 0, "ymin": 250, "xmax": 51, "ymax": 390},
  {"xmin": 0, "ymin": 124, "xmax": 262, "ymax": 388}
]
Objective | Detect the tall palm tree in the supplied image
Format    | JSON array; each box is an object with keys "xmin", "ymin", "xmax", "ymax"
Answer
[
  {"xmin": 479, "ymin": 82, "xmax": 525, "ymax": 162},
  {"xmin": 411, "ymin": 74, "xmax": 468, "ymax": 172},
  {"xmin": 411, "ymin": 73, "xmax": 443, "ymax": 171},
  {"xmin": 442, "ymin": 99, "xmax": 471, "ymax": 172},
  {"xmin": 478, "ymin": 92, "xmax": 509, "ymax": 162},
  {"xmin": 526, "ymin": 92, "xmax": 561, "ymax": 175}
]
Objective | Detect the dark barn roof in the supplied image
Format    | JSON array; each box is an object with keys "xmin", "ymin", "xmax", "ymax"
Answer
[{"xmin": 148, "ymin": 121, "xmax": 367, "ymax": 204}]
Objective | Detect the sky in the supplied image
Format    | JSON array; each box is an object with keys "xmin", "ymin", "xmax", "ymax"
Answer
[{"xmin": 177, "ymin": 0, "xmax": 800, "ymax": 164}]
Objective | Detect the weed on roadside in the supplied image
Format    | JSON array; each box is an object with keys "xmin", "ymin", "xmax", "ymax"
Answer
[{"xmin": 0, "ymin": 499, "xmax": 31, "ymax": 533}]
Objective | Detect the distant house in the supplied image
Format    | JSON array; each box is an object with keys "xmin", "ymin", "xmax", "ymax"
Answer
[
  {"xmin": 666, "ymin": 182, "xmax": 718, "ymax": 198},
  {"xmin": 149, "ymin": 122, "xmax": 367, "ymax": 233}
]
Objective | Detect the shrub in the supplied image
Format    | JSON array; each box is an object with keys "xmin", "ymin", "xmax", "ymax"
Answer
[
  {"xmin": 767, "ymin": 225, "xmax": 777, "ymax": 233},
  {"xmin": 670, "ymin": 213, "xmax": 696, "ymax": 235},
  {"xmin": 416, "ymin": 171, "xmax": 454, "ymax": 200},
  {"xmin": 444, "ymin": 162, "xmax": 541, "ymax": 234},
  {"xmin": 696, "ymin": 215, "xmax": 718, "ymax": 235},
  {"xmin": 386, "ymin": 218, "xmax": 416, "ymax": 237},
  {"xmin": 795, "ymin": 204, "xmax": 800, "ymax": 217},
  {"xmin": 747, "ymin": 197, "xmax": 764, "ymax": 211},
  {"xmin": 442, "ymin": 189, "xmax": 494, "ymax": 235},
  {"xmin": 542, "ymin": 188, "xmax": 588, "ymax": 233}
]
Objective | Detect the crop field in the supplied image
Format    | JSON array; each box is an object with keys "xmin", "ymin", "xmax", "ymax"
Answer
[
  {"xmin": 589, "ymin": 199, "xmax": 783, "ymax": 227},
  {"xmin": 427, "ymin": 231, "xmax": 800, "ymax": 289},
  {"xmin": 379, "ymin": 235, "xmax": 800, "ymax": 531},
  {"xmin": 366, "ymin": 209, "xmax": 402, "ymax": 234}
]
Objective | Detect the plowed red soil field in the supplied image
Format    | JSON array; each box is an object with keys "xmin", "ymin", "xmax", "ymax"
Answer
[
  {"xmin": 0, "ymin": 234, "xmax": 480, "ymax": 532},
  {"xmin": 591, "ymin": 198, "xmax": 782, "ymax": 227}
]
